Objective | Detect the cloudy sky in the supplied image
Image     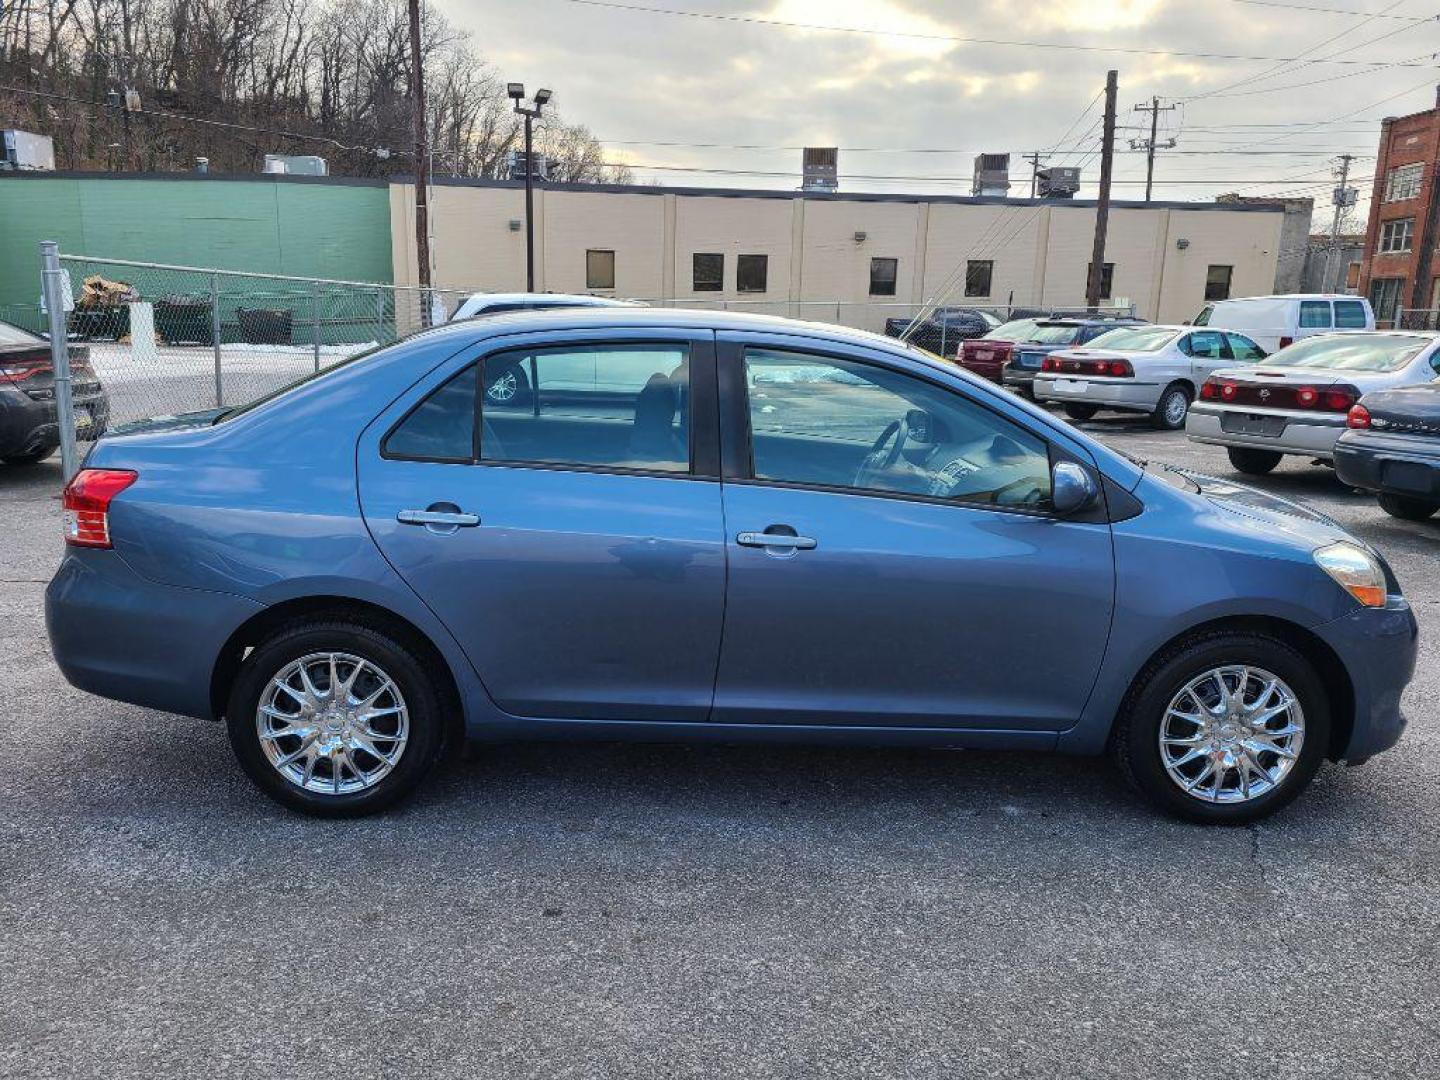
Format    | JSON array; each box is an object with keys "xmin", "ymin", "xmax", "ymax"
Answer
[{"xmin": 442, "ymin": 0, "xmax": 1439, "ymax": 224}]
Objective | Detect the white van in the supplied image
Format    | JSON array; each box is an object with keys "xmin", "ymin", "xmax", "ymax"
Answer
[{"xmin": 1191, "ymin": 294, "xmax": 1374, "ymax": 353}]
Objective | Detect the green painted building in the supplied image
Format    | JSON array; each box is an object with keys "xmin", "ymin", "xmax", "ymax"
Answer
[{"xmin": 0, "ymin": 172, "xmax": 395, "ymax": 323}]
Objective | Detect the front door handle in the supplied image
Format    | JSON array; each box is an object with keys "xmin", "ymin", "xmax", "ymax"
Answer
[
  {"xmin": 397, "ymin": 507, "xmax": 481, "ymax": 529},
  {"xmin": 737, "ymin": 530, "xmax": 817, "ymax": 551}
]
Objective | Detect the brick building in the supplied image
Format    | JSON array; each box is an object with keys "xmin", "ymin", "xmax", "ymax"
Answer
[{"xmin": 1358, "ymin": 87, "xmax": 1440, "ymax": 326}]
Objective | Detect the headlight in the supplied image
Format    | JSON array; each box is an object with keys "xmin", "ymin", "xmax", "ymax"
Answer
[{"xmin": 1314, "ymin": 542, "xmax": 1387, "ymax": 608}]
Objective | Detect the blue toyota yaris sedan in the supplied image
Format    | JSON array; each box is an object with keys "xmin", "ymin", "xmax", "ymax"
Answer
[{"xmin": 45, "ymin": 309, "xmax": 1418, "ymax": 823}]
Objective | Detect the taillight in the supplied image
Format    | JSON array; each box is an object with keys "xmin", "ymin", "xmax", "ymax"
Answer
[
  {"xmin": 1278, "ymin": 336, "xmax": 1294, "ymax": 349},
  {"xmin": 1106, "ymin": 359, "xmax": 1134, "ymax": 377},
  {"xmin": 1041, "ymin": 356, "xmax": 1057, "ymax": 372},
  {"xmin": 1347, "ymin": 404, "xmax": 1371, "ymax": 429},
  {"xmin": 1200, "ymin": 380, "xmax": 1217, "ymax": 400},
  {"xmin": 1296, "ymin": 386, "xmax": 1318, "ymax": 408},
  {"xmin": 61, "ymin": 469, "xmax": 137, "ymax": 548},
  {"xmin": 1323, "ymin": 387, "xmax": 1358, "ymax": 412},
  {"xmin": 1220, "ymin": 382, "xmax": 1238, "ymax": 401}
]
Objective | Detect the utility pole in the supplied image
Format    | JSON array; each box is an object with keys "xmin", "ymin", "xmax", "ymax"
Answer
[
  {"xmin": 1024, "ymin": 150, "xmax": 1045, "ymax": 198},
  {"xmin": 1087, "ymin": 70, "xmax": 1118, "ymax": 310},
  {"xmin": 1327, "ymin": 154, "xmax": 1356, "ymax": 292},
  {"xmin": 407, "ymin": 0, "xmax": 433, "ymax": 321},
  {"xmin": 1130, "ymin": 96, "xmax": 1176, "ymax": 203}
]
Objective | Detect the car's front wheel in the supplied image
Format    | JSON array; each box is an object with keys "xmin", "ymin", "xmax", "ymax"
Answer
[
  {"xmin": 1110, "ymin": 632, "xmax": 1329, "ymax": 825},
  {"xmin": 226, "ymin": 618, "xmax": 445, "ymax": 816},
  {"xmin": 1377, "ymin": 493, "xmax": 1440, "ymax": 521}
]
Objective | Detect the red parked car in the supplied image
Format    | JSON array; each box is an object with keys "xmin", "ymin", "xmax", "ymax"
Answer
[{"xmin": 956, "ymin": 318, "xmax": 1044, "ymax": 383}]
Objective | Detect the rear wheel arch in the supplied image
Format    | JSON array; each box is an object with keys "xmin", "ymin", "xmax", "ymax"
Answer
[
  {"xmin": 1112, "ymin": 615, "xmax": 1355, "ymax": 762},
  {"xmin": 209, "ymin": 596, "xmax": 464, "ymax": 752}
]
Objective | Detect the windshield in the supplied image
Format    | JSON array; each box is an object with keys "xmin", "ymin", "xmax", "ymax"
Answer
[
  {"xmin": 1269, "ymin": 333, "xmax": 1429, "ymax": 373},
  {"xmin": 983, "ymin": 318, "xmax": 1039, "ymax": 341},
  {"xmin": 1084, "ymin": 326, "xmax": 1178, "ymax": 352},
  {"xmin": 214, "ymin": 342, "xmax": 389, "ymax": 423},
  {"xmin": 1026, "ymin": 323, "xmax": 1083, "ymax": 345},
  {"xmin": 0, "ymin": 320, "xmax": 42, "ymax": 346}
]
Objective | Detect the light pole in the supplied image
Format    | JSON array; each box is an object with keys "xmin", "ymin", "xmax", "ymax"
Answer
[{"xmin": 508, "ymin": 83, "xmax": 551, "ymax": 292}]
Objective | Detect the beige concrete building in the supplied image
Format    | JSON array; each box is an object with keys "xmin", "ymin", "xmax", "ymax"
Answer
[{"xmin": 390, "ymin": 178, "xmax": 1285, "ymax": 328}]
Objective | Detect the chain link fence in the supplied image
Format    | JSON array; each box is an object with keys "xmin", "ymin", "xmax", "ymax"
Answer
[{"xmin": 1395, "ymin": 307, "xmax": 1440, "ymax": 331}]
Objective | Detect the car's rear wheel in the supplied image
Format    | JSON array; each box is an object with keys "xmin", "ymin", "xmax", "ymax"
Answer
[
  {"xmin": 1064, "ymin": 403, "xmax": 1099, "ymax": 421},
  {"xmin": 1151, "ymin": 383, "xmax": 1192, "ymax": 431},
  {"xmin": 1377, "ymin": 493, "xmax": 1440, "ymax": 521},
  {"xmin": 226, "ymin": 619, "xmax": 445, "ymax": 817},
  {"xmin": 2, "ymin": 446, "xmax": 55, "ymax": 465},
  {"xmin": 1110, "ymin": 632, "xmax": 1329, "ymax": 825},
  {"xmin": 1227, "ymin": 447, "xmax": 1283, "ymax": 476}
]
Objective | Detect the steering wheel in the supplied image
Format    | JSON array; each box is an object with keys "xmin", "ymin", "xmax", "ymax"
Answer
[{"xmin": 854, "ymin": 416, "xmax": 910, "ymax": 488}]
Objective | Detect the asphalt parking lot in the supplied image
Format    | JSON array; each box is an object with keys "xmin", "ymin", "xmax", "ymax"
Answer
[{"xmin": 2, "ymin": 413, "xmax": 1436, "ymax": 1079}]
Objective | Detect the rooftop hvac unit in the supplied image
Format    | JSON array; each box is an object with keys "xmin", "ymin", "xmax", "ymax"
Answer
[
  {"xmin": 1, "ymin": 129, "xmax": 55, "ymax": 171},
  {"xmin": 1037, "ymin": 166, "xmax": 1080, "ymax": 198},
  {"xmin": 972, "ymin": 153, "xmax": 1011, "ymax": 197},
  {"xmin": 507, "ymin": 150, "xmax": 549, "ymax": 181},
  {"xmin": 263, "ymin": 154, "xmax": 328, "ymax": 176},
  {"xmin": 801, "ymin": 147, "xmax": 839, "ymax": 193}
]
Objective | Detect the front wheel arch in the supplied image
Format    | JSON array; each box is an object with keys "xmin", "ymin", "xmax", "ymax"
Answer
[
  {"xmin": 209, "ymin": 596, "xmax": 464, "ymax": 753},
  {"xmin": 1111, "ymin": 615, "xmax": 1355, "ymax": 762}
]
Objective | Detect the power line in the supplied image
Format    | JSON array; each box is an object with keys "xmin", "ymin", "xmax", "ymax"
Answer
[
  {"xmin": 553, "ymin": 0, "xmax": 1440, "ymax": 68},
  {"xmin": 1230, "ymin": 0, "xmax": 1438, "ymax": 18}
]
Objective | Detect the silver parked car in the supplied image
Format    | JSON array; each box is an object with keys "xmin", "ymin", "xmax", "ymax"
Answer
[{"xmin": 1186, "ymin": 331, "xmax": 1440, "ymax": 475}]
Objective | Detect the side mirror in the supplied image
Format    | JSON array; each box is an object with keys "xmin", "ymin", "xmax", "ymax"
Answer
[{"xmin": 1051, "ymin": 461, "xmax": 1099, "ymax": 515}]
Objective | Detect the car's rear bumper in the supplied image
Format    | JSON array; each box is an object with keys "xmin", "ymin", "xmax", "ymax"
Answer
[
  {"xmin": 1186, "ymin": 403, "xmax": 1345, "ymax": 458},
  {"xmin": 1033, "ymin": 375, "xmax": 1161, "ymax": 411},
  {"xmin": 1334, "ymin": 429, "xmax": 1440, "ymax": 498},
  {"xmin": 1003, "ymin": 368, "xmax": 1039, "ymax": 388},
  {"xmin": 1313, "ymin": 596, "xmax": 1419, "ymax": 764},
  {"xmin": 46, "ymin": 549, "xmax": 262, "ymax": 720},
  {"xmin": 0, "ymin": 386, "xmax": 110, "ymax": 455},
  {"xmin": 959, "ymin": 360, "xmax": 1005, "ymax": 383}
]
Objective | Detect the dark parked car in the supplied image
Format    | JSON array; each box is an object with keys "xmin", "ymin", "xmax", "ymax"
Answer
[
  {"xmin": 46, "ymin": 309, "xmax": 1416, "ymax": 824},
  {"xmin": 1335, "ymin": 381, "xmax": 1440, "ymax": 521},
  {"xmin": 884, "ymin": 307, "xmax": 1000, "ymax": 355},
  {"xmin": 1001, "ymin": 317, "xmax": 1148, "ymax": 395},
  {"xmin": 0, "ymin": 319, "xmax": 109, "ymax": 464}
]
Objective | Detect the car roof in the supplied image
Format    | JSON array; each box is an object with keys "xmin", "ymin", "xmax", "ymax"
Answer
[
  {"xmin": 1208, "ymin": 294, "xmax": 1365, "ymax": 303},
  {"xmin": 413, "ymin": 304, "xmax": 923, "ymax": 352},
  {"xmin": 461, "ymin": 292, "xmax": 632, "ymax": 306}
]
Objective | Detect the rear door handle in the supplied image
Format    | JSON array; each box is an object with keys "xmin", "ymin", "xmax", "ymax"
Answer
[
  {"xmin": 397, "ymin": 509, "xmax": 481, "ymax": 528},
  {"xmin": 736, "ymin": 530, "xmax": 817, "ymax": 550}
]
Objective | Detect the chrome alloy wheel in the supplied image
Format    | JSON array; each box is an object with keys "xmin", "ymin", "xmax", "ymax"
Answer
[
  {"xmin": 256, "ymin": 652, "xmax": 409, "ymax": 796},
  {"xmin": 1158, "ymin": 665, "xmax": 1304, "ymax": 804},
  {"xmin": 486, "ymin": 370, "xmax": 519, "ymax": 403},
  {"xmin": 1163, "ymin": 389, "xmax": 1189, "ymax": 427}
]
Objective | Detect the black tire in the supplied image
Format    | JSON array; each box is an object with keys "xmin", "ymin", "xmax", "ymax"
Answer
[
  {"xmin": 483, "ymin": 361, "xmax": 531, "ymax": 408},
  {"xmin": 1377, "ymin": 493, "xmax": 1440, "ymax": 521},
  {"xmin": 2, "ymin": 446, "xmax": 55, "ymax": 465},
  {"xmin": 1151, "ymin": 383, "xmax": 1192, "ymax": 431},
  {"xmin": 226, "ymin": 618, "xmax": 446, "ymax": 817},
  {"xmin": 1110, "ymin": 632, "xmax": 1330, "ymax": 825},
  {"xmin": 1064, "ymin": 403, "xmax": 1099, "ymax": 422},
  {"xmin": 1227, "ymin": 447, "xmax": 1283, "ymax": 476}
]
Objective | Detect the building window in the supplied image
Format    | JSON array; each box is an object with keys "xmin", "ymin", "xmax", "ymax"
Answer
[
  {"xmin": 869, "ymin": 257, "xmax": 898, "ymax": 297},
  {"xmin": 1204, "ymin": 265, "xmax": 1233, "ymax": 302},
  {"xmin": 1384, "ymin": 163, "xmax": 1423, "ymax": 203},
  {"xmin": 586, "ymin": 249, "xmax": 615, "ymax": 290},
  {"xmin": 737, "ymin": 254, "xmax": 768, "ymax": 293},
  {"xmin": 965, "ymin": 260, "xmax": 993, "ymax": 298},
  {"xmin": 1087, "ymin": 261, "xmax": 1115, "ymax": 301},
  {"xmin": 692, "ymin": 253, "xmax": 723, "ymax": 292},
  {"xmin": 1369, "ymin": 277, "xmax": 1405, "ymax": 326},
  {"xmin": 1378, "ymin": 218, "xmax": 1414, "ymax": 254}
]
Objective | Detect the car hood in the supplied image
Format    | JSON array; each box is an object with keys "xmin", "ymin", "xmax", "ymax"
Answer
[
  {"xmin": 1161, "ymin": 465, "xmax": 1351, "ymax": 542},
  {"xmin": 109, "ymin": 407, "xmax": 228, "ymax": 435}
]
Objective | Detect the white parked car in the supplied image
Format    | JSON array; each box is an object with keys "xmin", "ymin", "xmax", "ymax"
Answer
[
  {"xmin": 1191, "ymin": 294, "xmax": 1374, "ymax": 354},
  {"xmin": 1186, "ymin": 330, "xmax": 1440, "ymax": 475},
  {"xmin": 1032, "ymin": 325, "xmax": 1268, "ymax": 430},
  {"xmin": 449, "ymin": 292, "xmax": 636, "ymax": 322}
]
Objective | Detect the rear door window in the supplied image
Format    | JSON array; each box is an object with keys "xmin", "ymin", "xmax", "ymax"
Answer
[
  {"xmin": 1299, "ymin": 301, "xmax": 1332, "ymax": 329},
  {"xmin": 1183, "ymin": 330, "xmax": 1227, "ymax": 359},
  {"xmin": 1225, "ymin": 333, "xmax": 1266, "ymax": 362},
  {"xmin": 1334, "ymin": 300, "xmax": 1369, "ymax": 328}
]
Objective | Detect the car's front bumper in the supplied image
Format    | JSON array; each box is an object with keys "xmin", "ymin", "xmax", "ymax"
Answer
[
  {"xmin": 1334, "ymin": 429, "xmax": 1440, "ymax": 498},
  {"xmin": 1033, "ymin": 375, "xmax": 1161, "ymax": 412},
  {"xmin": 1313, "ymin": 595, "xmax": 1419, "ymax": 764},
  {"xmin": 46, "ymin": 548, "xmax": 262, "ymax": 720},
  {"xmin": 1186, "ymin": 402, "xmax": 1345, "ymax": 459}
]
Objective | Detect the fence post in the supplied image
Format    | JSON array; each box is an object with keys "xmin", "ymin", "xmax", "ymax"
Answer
[
  {"xmin": 39, "ymin": 241, "xmax": 78, "ymax": 481},
  {"xmin": 210, "ymin": 271, "xmax": 223, "ymax": 407},
  {"xmin": 312, "ymin": 281, "xmax": 321, "ymax": 372},
  {"xmin": 376, "ymin": 287, "xmax": 386, "ymax": 343}
]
